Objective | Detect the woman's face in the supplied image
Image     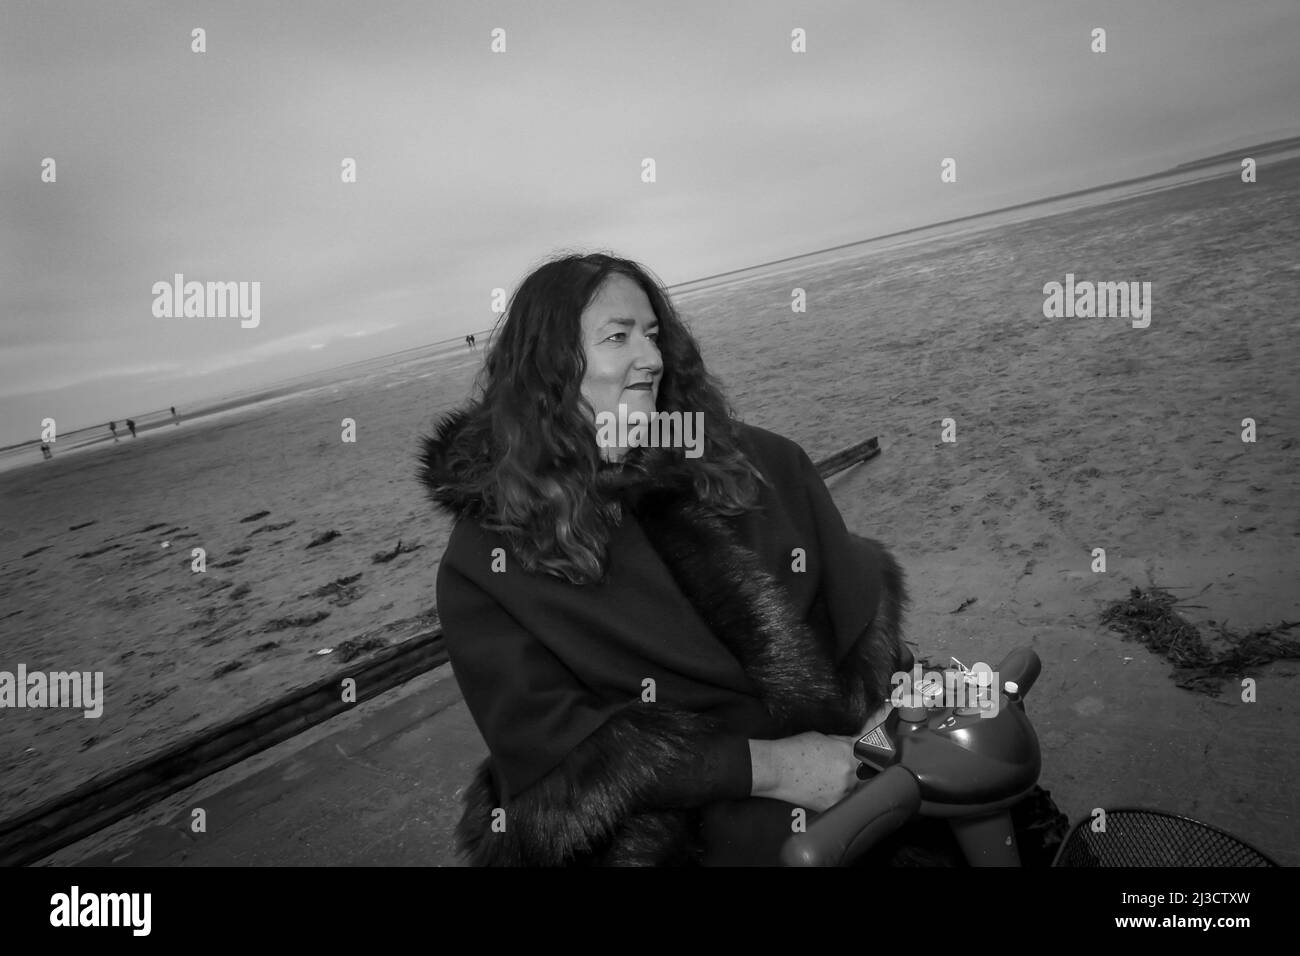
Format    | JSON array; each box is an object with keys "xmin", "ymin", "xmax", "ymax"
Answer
[{"xmin": 579, "ymin": 274, "xmax": 663, "ymax": 461}]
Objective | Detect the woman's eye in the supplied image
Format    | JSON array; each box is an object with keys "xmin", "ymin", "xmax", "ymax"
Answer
[{"xmin": 605, "ymin": 330, "xmax": 657, "ymax": 344}]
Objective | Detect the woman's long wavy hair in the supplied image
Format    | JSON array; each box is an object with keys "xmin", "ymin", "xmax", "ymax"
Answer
[{"xmin": 471, "ymin": 252, "xmax": 764, "ymax": 584}]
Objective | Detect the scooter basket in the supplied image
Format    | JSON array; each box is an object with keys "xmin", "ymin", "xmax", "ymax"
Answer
[{"xmin": 1052, "ymin": 808, "xmax": 1278, "ymax": 867}]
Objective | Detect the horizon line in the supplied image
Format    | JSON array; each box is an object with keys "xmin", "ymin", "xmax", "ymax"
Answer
[
  {"xmin": 665, "ymin": 131, "xmax": 1300, "ymax": 293},
  {"xmin": 6, "ymin": 130, "xmax": 1297, "ymax": 451}
]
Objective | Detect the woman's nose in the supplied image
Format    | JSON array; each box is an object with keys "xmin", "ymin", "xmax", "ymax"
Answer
[{"xmin": 637, "ymin": 335, "xmax": 663, "ymax": 371}]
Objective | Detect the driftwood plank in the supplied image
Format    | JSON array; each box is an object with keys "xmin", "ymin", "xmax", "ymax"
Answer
[
  {"xmin": 0, "ymin": 633, "xmax": 447, "ymax": 866},
  {"xmin": 816, "ymin": 436, "xmax": 880, "ymax": 480}
]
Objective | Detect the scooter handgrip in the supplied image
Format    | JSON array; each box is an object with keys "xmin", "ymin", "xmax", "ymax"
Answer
[
  {"xmin": 996, "ymin": 647, "xmax": 1041, "ymax": 697},
  {"xmin": 780, "ymin": 764, "xmax": 923, "ymax": 867}
]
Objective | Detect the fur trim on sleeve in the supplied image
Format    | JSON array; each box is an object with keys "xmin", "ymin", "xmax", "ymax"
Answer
[{"xmin": 455, "ymin": 704, "xmax": 736, "ymax": 866}]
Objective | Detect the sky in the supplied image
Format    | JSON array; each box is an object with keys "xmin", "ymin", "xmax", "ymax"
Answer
[{"xmin": 2, "ymin": 0, "xmax": 1299, "ymax": 448}]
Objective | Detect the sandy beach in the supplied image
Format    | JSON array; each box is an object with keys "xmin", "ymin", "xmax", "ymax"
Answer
[{"xmin": 2, "ymin": 158, "xmax": 1298, "ymax": 854}]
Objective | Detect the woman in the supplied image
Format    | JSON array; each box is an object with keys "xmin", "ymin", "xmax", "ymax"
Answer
[{"xmin": 420, "ymin": 252, "xmax": 1053, "ymax": 866}]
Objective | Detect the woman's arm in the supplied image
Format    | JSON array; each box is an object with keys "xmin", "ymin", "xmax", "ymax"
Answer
[
  {"xmin": 438, "ymin": 558, "xmax": 754, "ymax": 865},
  {"xmin": 459, "ymin": 700, "xmax": 758, "ymax": 866}
]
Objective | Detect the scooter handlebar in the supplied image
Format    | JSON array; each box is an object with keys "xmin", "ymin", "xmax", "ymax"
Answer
[
  {"xmin": 996, "ymin": 647, "xmax": 1041, "ymax": 697},
  {"xmin": 780, "ymin": 764, "xmax": 923, "ymax": 867}
]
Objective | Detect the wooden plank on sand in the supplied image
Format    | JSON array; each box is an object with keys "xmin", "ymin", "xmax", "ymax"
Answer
[
  {"xmin": 0, "ymin": 632, "xmax": 447, "ymax": 867},
  {"xmin": 816, "ymin": 436, "xmax": 880, "ymax": 480}
]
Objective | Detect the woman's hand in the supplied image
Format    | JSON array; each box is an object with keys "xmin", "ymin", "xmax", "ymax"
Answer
[{"xmin": 749, "ymin": 732, "xmax": 861, "ymax": 814}]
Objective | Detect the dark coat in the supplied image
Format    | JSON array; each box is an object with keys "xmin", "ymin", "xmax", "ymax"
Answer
[{"xmin": 419, "ymin": 409, "xmax": 909, "ymax": 866}]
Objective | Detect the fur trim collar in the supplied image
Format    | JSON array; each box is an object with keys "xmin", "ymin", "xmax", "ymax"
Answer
[
  {"xmin": 417, "ymin": 406, "xmax": 496, "ymax": 522},
  {"xmin": 418, "ymin": 403, "xmax": 705, "ymax": 523},
  {"xmin": 630, "ymin": 488, "xmax": 854, "ymax": 732}
]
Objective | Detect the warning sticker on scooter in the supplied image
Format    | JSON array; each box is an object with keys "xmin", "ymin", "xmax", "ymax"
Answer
[{"xmin": 859, "ymin": 724, "xmax": 894, "ymax": 754}]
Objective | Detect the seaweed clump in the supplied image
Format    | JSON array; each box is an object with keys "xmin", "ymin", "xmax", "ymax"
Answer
[{"xmin": 1100, "ymin": 586, "xmax": 1300, "ymax": 695}]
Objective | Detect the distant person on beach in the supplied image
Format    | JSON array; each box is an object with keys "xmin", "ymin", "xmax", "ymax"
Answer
[
  {"xmin": 171, "ymin": 406, "xmax": 178, "ymax": 424},
  {"xmin": 40, "ymin": 443, "xmax": 52, "ymax": 460},
  {"xmin": 108, "ymin": 421, "xmax": 119, "ymax": 443},
  {"xmin": 465, "ymin": 334, "xmax": 476, "ymax": 350},
  {"xmin": 419, "ymin": 252, "xmax": 1064, "ymax": 867},
  {"xmin": 126, "ymin": 419, "xmax": 137, "ymax": 438}
]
